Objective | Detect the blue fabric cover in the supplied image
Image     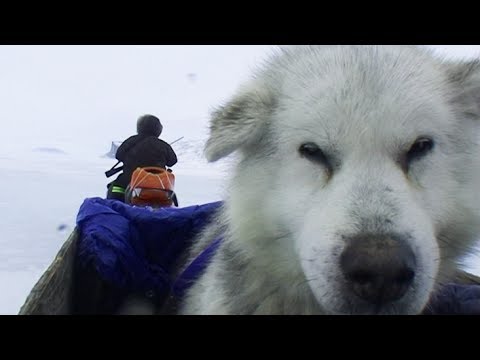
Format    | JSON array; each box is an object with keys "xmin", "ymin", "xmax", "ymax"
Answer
[{"xmin": 76, "ymin": 198, "xmax": 222, "ymax": 300}]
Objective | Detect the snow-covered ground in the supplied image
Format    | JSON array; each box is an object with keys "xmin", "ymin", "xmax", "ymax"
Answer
[
  {"xmin": 1, "ymin": 45, "xmax": 479, "ymax": 315},
  {"xmin": 0, "ymin": 143, "xmax": 234, "ymax": 314}
]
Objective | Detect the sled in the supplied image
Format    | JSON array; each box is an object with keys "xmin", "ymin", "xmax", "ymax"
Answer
[
  {"xmin": 19, "ymin": 227, "xmax": 480, "ymax": 315},
  {"xmin": 19, "ymin": 230, "xmax": 78, "ymax": 315},
  {"xmin": 18, "ymin": 198, "xmax": 480, "ymax": 315}
]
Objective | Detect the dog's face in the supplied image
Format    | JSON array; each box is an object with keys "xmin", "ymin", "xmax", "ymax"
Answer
[{"xmin": 206, "ymin": 46, "xmax": 480, "ymax": 314}]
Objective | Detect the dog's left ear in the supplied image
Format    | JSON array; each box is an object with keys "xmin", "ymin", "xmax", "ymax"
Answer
[
  {"xmin": 447, "ymin": 60, "xmax": 480, "ymax": 117},
  {"xmin": 204, "ymin": 80, "xmax": 276, "ymax": 162}
]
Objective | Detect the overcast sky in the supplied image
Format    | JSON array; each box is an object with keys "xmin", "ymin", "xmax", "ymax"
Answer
[{"xmin": 0, "ymin": 45, "xmax": 479, "ymax": 157}]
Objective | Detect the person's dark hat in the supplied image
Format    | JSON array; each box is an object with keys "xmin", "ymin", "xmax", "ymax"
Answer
[{"xmin": 137, "ymin": 115, "xmax": 163, "ymax": 137}]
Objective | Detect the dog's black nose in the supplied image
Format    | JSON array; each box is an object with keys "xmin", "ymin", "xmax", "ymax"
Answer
[{"xmin": 340, "ymin": 235, "xmax": 416, "ymax": 305}]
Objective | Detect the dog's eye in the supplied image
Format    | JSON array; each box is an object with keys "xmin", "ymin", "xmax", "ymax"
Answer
[
  {"xmin": 299, "ymin": 143, "xmax": 331, "ymax": 170},
  {"xmin": 406, "ymin": 137, "xmax": 435, "ymax": 164}
]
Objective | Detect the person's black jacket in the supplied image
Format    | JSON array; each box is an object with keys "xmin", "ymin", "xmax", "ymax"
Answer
[{"xmin": 114, "ymin": 135, "xmax": 177, "ymax": 188}]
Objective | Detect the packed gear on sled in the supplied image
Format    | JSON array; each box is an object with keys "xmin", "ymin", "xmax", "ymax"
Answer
[{"xmin": 125, "ymin": 167, "xmax": 178, "ymax": 207}]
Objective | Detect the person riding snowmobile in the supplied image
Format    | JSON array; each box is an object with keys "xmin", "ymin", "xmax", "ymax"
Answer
[{"xmin": 106, "ymin": 115, "xmax": 178, "ymax": 203}]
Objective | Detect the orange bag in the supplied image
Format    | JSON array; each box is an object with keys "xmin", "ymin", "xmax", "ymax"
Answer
[{"xmin": 126, "ymin": 167, "xmax": 177, "ymax": 208}]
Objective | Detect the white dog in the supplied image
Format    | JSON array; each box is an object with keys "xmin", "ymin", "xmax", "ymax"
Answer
[{"xmin": 178, "ymin": 45, "xmax": 480, "ymax": 315}]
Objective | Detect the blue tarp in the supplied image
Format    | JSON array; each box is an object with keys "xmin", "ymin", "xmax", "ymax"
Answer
[
  {"xmin": 76, "ymin": 198, "xmax": 222, "ymax": 301},
  {"xmin": 75, "ymin": 197, "xmax": 480, "ymax": 314}
]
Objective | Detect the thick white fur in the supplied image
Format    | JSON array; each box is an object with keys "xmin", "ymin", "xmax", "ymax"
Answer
[{"xmin": 180, "ymin": 46, "xmax": 480, "ymax": 315}]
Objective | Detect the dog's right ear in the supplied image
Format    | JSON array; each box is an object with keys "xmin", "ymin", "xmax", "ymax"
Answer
[{"xmin": 205, "ymin": 81, "xmax": 275, "ymax": 162}]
